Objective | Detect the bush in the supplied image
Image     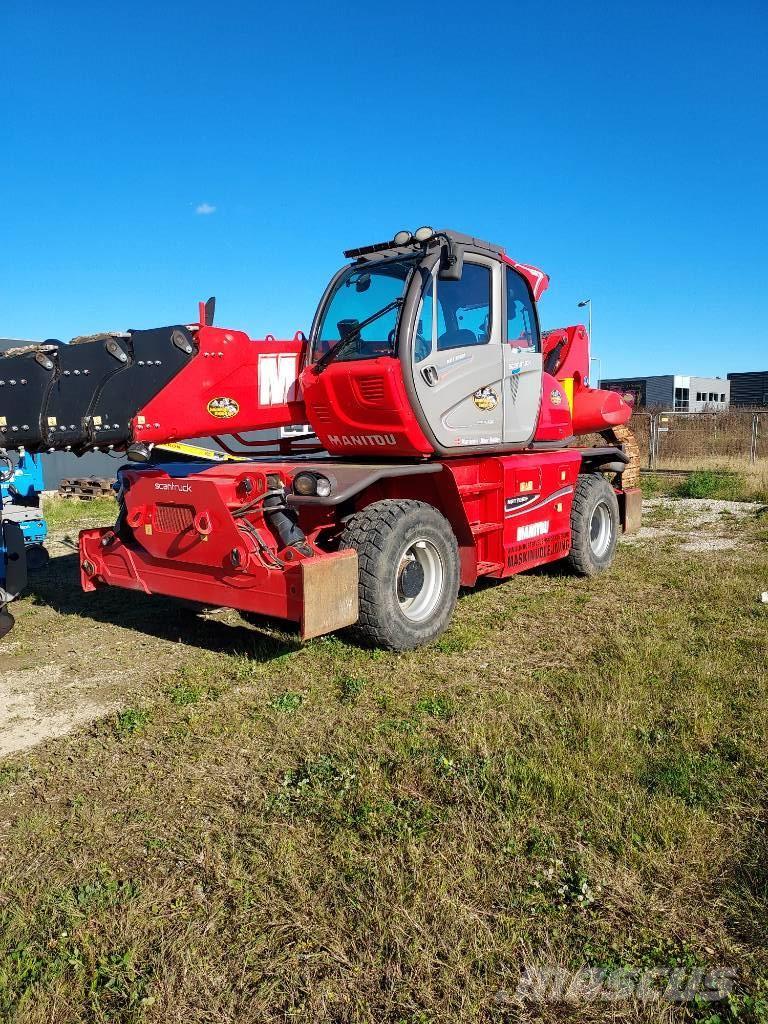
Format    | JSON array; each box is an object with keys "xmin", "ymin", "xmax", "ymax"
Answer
[{"xmin": 675, "ymin": 470, "xmax": 746, "ymax": 500}]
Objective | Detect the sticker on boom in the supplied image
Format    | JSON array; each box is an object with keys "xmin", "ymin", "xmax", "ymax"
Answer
[{"xmin": 207, "ymin": 397, "xmax": 240, "ymax": 419}]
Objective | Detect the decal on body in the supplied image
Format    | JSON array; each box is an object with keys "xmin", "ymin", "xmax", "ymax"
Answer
[
  {"xmin": 207, "ymin": 397, "xmax": 240, "ymax": 419},
  {"xmin": 327, "ymin": 433, "xmax": 397, "ymax": 447},
  {"xmin": 516, "ymin": 519, "xmax": 550, "ymax": 541},
  {"xmin": 258, "ymin": 353, "xmax": 299, "ymax": 406},
  {"xmin": 472, "ymin": 386, "xmax": 499, "ymax": 412}
]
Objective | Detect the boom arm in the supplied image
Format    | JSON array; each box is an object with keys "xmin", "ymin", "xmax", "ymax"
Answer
[{"xmin": 0, "ymin": 309, "xmax": 307, "ymax": 455}]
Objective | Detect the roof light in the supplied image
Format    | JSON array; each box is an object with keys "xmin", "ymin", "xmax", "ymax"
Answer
[
  {"xmin": 414, "ymin": 226, "xmax": 435, "ymax": 242},
  {"xmin": 393, "ymin": 230, "xmax": 413, "ymax": 246}
]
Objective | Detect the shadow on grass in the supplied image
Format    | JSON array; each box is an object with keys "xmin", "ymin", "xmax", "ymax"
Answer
[{"xmin": 23, "ymin": 552, "xmax": 302, "ymax": 662}]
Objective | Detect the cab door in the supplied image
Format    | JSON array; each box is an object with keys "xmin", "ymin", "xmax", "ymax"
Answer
[
  {"xmin": 502, "ymin": 265, "xmax": 543, "ymax": 445},
  {"xmin": 411, "ymin": 256, "xmax": 505, "ymax": 449}
]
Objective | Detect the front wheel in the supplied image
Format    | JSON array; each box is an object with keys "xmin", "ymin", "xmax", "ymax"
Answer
[
  {"xmin": 566, "ymin": 473, "xmax": 620, "ymax": 576},
  {"xmin": 340, "ymin": 499, "xmax": 460, "ymax": 651}
]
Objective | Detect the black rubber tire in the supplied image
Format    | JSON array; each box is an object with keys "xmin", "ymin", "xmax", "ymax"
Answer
[
  {"xmin": 340, "ymin": 498, "xmax": 460, "ymax": 651},
  {"xmin": 566, "ymin": 473, "xmax": 620, "ymax": 576},
  {"xmin": 25, "ymin": 544, "xmax": 50, "ymax": 573}
]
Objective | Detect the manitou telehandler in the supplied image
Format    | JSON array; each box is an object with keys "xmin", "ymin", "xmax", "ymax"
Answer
[{"xmin": 0, "ymin": 228, "xmax": 639, "ymax": 649}]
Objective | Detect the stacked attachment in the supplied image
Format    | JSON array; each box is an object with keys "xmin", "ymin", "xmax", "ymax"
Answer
[{"xmin": 0, "ymin": 327, "xmax": 198, "ymax": 453}]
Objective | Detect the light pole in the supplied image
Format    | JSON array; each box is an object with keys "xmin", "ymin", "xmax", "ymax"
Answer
[
  {"xmin": 590, "ymin": 355, "xmax": 602, "ymax": 387},
  {"xmin": 578, "ymin": 298, "xmax": 594, "ymax": 383}
]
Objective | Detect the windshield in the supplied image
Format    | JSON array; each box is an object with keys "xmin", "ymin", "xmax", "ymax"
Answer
[{"xmin": 311, "ymin": 258, "xmax": 416, "ymax": 363}]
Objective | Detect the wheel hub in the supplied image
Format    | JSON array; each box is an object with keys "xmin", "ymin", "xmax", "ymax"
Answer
[
  {"xmin": 589, "ymin": 501, "xmax": 612, "ymax": 557},
  {"xmin": 395, "ymin": 540, "xmax": 444, "ymax": 623},
  {"xmin": 398, "ymin": 557, "xmax": 425, "ymax": 599}
]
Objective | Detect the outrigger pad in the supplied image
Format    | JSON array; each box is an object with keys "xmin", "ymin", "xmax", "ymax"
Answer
[{"xmin": 0, "ymin": 327, "xmax": 197, "ymax": 453}]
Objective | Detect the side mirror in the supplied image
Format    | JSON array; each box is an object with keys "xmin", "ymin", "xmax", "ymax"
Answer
[{"xmin": 438, "ymin": 241, "xmax": 464, "ymax": 282}]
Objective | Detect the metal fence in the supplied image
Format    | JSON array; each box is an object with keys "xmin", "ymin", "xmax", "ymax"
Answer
[{"xmin": 629, "ymin": 410, "xmax": 766, "ymax": 470}]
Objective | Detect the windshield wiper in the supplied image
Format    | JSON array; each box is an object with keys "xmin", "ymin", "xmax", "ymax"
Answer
[{"xmin": 314, "ymin": 298, "xmax": 403, "ymax": 374}]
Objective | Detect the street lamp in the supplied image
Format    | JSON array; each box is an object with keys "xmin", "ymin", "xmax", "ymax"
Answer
[
  {"xmin": 578, "ymin": 298, "xmax": 595, "ymax": 383},
  {"xmin": 577, "ymin": 298, "xmax": 592, "ymax": 342}
]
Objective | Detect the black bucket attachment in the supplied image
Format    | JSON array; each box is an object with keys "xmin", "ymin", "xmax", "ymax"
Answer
[{"xmin": 0, "ymin": 327, "xmax": 197, "ymax": 453}]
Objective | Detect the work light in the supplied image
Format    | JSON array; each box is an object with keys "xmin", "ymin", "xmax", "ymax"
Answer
[{"xmin": 293, "ymin": 472, "xmax": 332, "ymax": 497}]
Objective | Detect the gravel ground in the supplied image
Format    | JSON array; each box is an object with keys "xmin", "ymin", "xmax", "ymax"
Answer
[{"xmin": 624, "ymin": 497, "xmax": 764, "ymax": 551}]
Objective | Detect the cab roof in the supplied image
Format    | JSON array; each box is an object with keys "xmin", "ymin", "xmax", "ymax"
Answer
[{"xmin": 343, "ymin": 229, "xmax": 549, "ymax": 302}]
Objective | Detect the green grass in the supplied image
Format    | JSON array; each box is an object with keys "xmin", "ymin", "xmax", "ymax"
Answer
[
  {"xmin": 675, "ymin": 470, "xmax": 749, "ymax": 501},
  {"xmin": 1, "ymin": 501, "xmax": 767, "ymax": 1021},
  {"xmin": 641, "ymin": 468, "xmax": 768, "ymax": 504},
  {"xmin": 43, "ymin": 494, "xmax": 117, "ymax": 529}
]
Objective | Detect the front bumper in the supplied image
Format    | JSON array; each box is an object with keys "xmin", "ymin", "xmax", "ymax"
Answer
[{"xmin": 79, "ymin": 528, "xmax": 359, "ymax": 641}]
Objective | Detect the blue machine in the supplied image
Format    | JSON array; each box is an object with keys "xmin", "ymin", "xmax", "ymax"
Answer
[{"xmin": 1, "ymin": 451, "xmax": 48, "ymax": 638}]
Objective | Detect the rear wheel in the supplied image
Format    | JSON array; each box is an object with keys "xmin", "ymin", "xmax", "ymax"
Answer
[
  {"xmin": 566, "ymin": 473, "xmax": 620, "ymax": 576},
  {"xmin": 340, "ymin": 499, "xmax": 460, "ymax": 651}
]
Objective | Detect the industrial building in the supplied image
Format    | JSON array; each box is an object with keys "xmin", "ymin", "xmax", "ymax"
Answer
[
  {"xmin": 599, "ymin": 374, "xmax": 730, "ymax": 412},
  {"xmin": 727, "ymin": 370, "xmax": 768, "ymax": 407}
]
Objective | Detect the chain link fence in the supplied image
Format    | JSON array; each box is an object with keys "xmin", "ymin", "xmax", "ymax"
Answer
[{"xmin": 629, "ymin": 410, "xmax": 766, "ymax": 470}]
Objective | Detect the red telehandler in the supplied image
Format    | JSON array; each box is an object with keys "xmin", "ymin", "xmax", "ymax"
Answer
[{"xmin": 0, "ymin": 229, "xmax": 639, "ymax": 649}]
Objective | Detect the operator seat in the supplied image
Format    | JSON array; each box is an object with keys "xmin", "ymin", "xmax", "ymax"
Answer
[{"xmin": 436, "ymin": 328, "xmax": 478, "ymax": 350}]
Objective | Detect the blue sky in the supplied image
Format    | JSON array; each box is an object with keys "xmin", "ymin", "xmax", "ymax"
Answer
[{"xmin": 1, "ymin": 0, "xmax": 765, "ymax": 381}]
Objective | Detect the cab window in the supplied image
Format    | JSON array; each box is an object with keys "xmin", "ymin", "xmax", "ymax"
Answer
[
  {"xmin": 436, "ymin": 263, "xmax": 491, "ymax": 350},
  {"xmin": 506, "ymin": 267, "xmax": 539, "ymax": 351},
  {"xmin": 413, "ymin": 274, "xmax": 435, "ymax": 364}
]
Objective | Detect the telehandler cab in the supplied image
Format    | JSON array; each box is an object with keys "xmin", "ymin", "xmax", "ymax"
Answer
[{"xmin": 0, "ymin": 228, "xmax": 639, "ymax": 649}]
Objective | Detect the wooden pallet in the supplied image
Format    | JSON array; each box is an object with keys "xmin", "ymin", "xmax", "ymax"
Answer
[{"xmin": 58, "ymin": 477, "xmax": 115, "ymax": 500}]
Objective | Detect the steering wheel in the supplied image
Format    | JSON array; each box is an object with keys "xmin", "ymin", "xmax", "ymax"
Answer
[{"xmin": 0, "ymin": 455, "xmax": 14, "ymax": 484}]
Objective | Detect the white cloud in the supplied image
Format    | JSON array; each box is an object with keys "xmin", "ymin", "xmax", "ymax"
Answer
[{"xmin": 195, "ymin": 202, "xmax": 216, "ymax": 215}]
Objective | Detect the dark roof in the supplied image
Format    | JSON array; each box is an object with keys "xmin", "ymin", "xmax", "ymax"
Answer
[{"xmin": 345, "ymin": 228, "xmax": 504, "ymax": 263}]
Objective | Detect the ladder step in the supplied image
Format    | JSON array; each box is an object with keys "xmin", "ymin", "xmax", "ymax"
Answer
[
  {"xmin": 476, "ymin": 559, "xmax": 504, "ymax": 575},
  {"xmin": 470, "ymin": 521, "xmax": 502, "ymax": 537},
  {"xmin": 457, "ymin": 481, "xmax": 502, "ymax": 496}
]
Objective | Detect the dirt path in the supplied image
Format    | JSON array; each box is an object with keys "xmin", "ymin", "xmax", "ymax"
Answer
[{"xmin": 0, "ymin": 528, "xmax": 255, "ymax": 758}]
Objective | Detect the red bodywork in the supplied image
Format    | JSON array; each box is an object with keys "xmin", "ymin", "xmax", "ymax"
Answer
[
  {"xmin": 80, "ymin": 449, "xmax": 585, "ymax": 632},
  {"xmin": 133, "ymin": 327, "xmax": 307, "ymax": 445},
  {"xmin": 301, "ymin": 356, "xmax": 434, "ymax": 457}
]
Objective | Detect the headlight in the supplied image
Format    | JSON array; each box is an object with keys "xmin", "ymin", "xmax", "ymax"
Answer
[
  {"xmin": 293, "ymin": 472, "xmax": 317, "ymax": 496},
  {"xmin": 293, "ymin": 472, "xmax": 332, "ymax": 498}
]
